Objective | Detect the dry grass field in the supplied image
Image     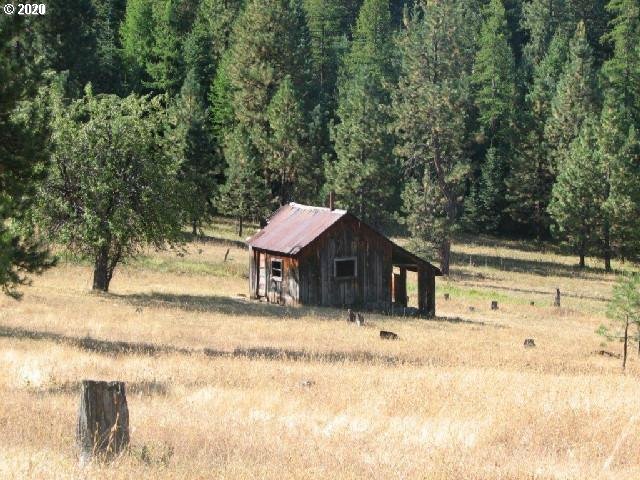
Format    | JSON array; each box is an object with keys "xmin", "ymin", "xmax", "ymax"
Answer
[{"xmin": 1, "ymin": 221, "xmax": 639, "ymax": 479}]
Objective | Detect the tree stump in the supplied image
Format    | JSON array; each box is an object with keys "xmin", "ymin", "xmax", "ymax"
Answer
[
  {"xmin": 491, "ymin": 301, "xmax": 498, "ymax": 310},
  {"xmin": 380, "ymin": 330, "xmax": 398, "ymax": 340},
  {"xmin": 530, "ymin": 301, "xmax": 535, "ymax": 306},
  {"xmin": 554, "ymin": 288, "xmax": 561, "ymax": 307},
  {"xmin": 524, "ymin": 339, "xmax": 536, "ymax": 348},
  {"xmin": 444, "ymin": 293, "xmax": 450, "ymax": 300},
  {"xmin": 77, "ymin": 380, "xmax": 129, "ymax": 465}
]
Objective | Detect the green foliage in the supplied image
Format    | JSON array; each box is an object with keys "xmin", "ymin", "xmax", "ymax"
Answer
[
  {"xmin": 34, "ymin": 89, "xmax": 183, "ymax": 291},
  {"xmin": 544, "ymin": 22, "xmax": 598, "ymax": 170},
  {"xmin": 120, "ymin": 0, "xmax": 156, "ymax": 92},
  {"xmin": 472, "ymin": 0, "xmax": 517, "ymax": 146},
  {"xmin": 548, "ymin": 117, "xmax": 605, "ymax": 266},
  {"xmin": 176, "ymin": 70, "xmax": 222, "ymax": 235},
  {"xmin": 599, "ymin": 273, "xmax": 640, "ymax": 369},
  {"xmin": 217, "ymin": 127, "xmax": 271, "ymax": 234},
  {"xmin": 465, "ymin": 147, "xmax": 508, "ymax": 233},
  {"xmin": 392, "ymin": 0, "xmax": 477, "ymax": 273},
  {"xmin": 266, "ymin": 76, "xmax": 312, "ymax": 204},
  {"xmin": 326, "ymin": 0, "xmax": 397, "ymax": 227},
  {"xmin": 326, "ymin": 72, "xmax": 398, "ymax": 227},
  {"xmin": 226, "ymin": 0, "xmax": 314, "ymax": 203},
  {"xmin": 0, "ymin": 17, "xmax": 53, "ymax": 297}
]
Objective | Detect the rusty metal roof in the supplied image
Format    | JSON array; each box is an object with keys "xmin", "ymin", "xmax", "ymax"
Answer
[
  {"xmin": 247, "ymin": 203, "xmax": 442, "ymax": 275},
  {"xmin": 246, "ymin": 203, "xmax": 347, "ymax": 255}
]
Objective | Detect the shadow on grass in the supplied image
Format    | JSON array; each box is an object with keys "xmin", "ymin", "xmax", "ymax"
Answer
[
  {"xmin": 0, "ymin": 324, "xmax": 425, "ymax": 366},
  {"xmin": 451, "ymin": 250, "xmax": 610, "ymax": 279},
  {"xmin": 114, "ymin": 292, "xmax": 310, "ymax": 319}
]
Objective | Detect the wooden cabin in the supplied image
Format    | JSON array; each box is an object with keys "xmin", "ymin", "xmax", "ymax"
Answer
[{"xmin": 247, "ymin": 202, "xmax": 442, "ymax": 316}]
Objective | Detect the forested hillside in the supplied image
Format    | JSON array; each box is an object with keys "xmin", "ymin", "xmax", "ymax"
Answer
[{"xmin": 2, "ymin": 0, "xmax": 640, "ymax": 281}]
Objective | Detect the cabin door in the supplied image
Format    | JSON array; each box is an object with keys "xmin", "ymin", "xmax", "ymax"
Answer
[{"xmin": 258, "ymin": 253, "xmax": 267, "ymax": 298}]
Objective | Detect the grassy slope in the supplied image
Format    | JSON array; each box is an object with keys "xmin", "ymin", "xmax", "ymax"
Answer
[{"xmin": 0, "ymin": 222, "xmax": 638, "ymax": 479}]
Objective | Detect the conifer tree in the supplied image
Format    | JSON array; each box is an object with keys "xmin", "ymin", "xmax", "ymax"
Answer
[
  {"xmin": 227, "ymin": 0, "xmax": 314, "ymax": 204},
  {"xmin": 392, "ymin": 1, "xmax": 476, "ymax": 274},
  {"xmin": 467, "ymin": 0, "xmax": 517, "ymax": 232},
  {"xmin": 506, "ymin": 32, "xmax": 569, "ymax": 237},
  {"xmin": 548, "ymin": 117, "xmax": 605, "ymax": 267},
  {"xmin": 120, "ymin": 0, "xmax": 156, "ymax": 92},
  {"xmin": 544, "ymin": 21, "xmax": 598, "ymax": 169},
  {"xmin": 176, "ymin": 70, "xmax": 221, "ymax": 235},
  {"xmin": 266, "ymin": 76, "xmax": 312, "ymax": 205},
  {"xmin": 217, "ymin": 127, "xmax": 271, "ymax": 236},
  {"xmin": 0, "ymin": 17, "xmax": 52, "ymax": 296},
  {"xmin": 326, "ymin": 72, "xmax": 397, "ymax": 226},
  {"xmin": 146, "ymin": 0, "xmax": 185, "ymax": 96},
  {"xmin": 326, "ymin": 0, "xmax": 397, "ymax": 226}
]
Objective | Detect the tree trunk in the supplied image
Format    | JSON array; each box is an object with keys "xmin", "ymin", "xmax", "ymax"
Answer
[
  {"xmin": 92, "ymin": 245, "xmax": 111, "ymax": 292},
  {"xmin": 77, "ymin": 380, "xmax": 129, "ymax": 465},
  {"xmin": 603, "ymin": 221, "xmax": 612, "ymax": 272},
  {"xmin": 192, "ymin": 219, "xmax": 198, "ymax": 236},
  {"xmin": 439, "ymin": 239, "xmax": 451, "ymax": 275},
  {"xmin": 579, "ymin": 238, "xmax": 585, "ymax": 268},
  {"xmin": 623, "ymin": 319, "xmax": 629, "ymax": 371},
  {"xmin": 238, "ymin": 216, "xmax": 244, "ymax": 237}
]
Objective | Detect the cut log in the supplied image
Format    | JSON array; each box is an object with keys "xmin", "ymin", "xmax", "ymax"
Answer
[
  {"xmin": 77, "ymin": 380, "xmax": 129, "ymax": 465},
  {"xmin": 491, "ymin": 301, "xmax": 498, "ymax": 310},
  {"xmin": 380, "ymin": 330, "xmax": 398, "ymax": 340}
]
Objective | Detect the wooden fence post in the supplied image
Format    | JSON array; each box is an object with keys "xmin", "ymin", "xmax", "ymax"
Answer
[{"xmin": 77, "ymin": 380, "xmax": 129, "ymax": 465}]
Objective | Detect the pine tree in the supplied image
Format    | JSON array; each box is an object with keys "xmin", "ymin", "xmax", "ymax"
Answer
[
  {"xmin": 600, "ymin": 0, "xmax": 640, "ymax": 126},
  {"xmin": 392, "ymin": 1, "xmax": 476, "ymax": 274},
  {"xmin": 548, "ymin": 117, "xmax": 605, "ymax": 267},
  {"xmin": 506, "ymin": 32, "xmax": 569, "ymax": 237},
  {"xmin": 0, "ymin": 17, "xmax": 52, "ymax": 296},
  {"xmin": 176, "ymin": 70, "xmax": 221, "ymax": 235},
  {"xmin": 326, "ymin": 72, "xmax": 397, "ymax": 226},
  {"xmin": 227, "ymin": 0, "xmax": 314, "ymax": 205},
  {"xmin": 467, "ymin": 0, "xmax": 517, "ymax": 232},
  {"xmin": 91, "ymin": 0, "xmax": 127, "ymax": 94},
  {"xmin": 217, "ymin": 127, "xmax": 271, "ymax": 236},
  {"xmin": 521, "ymin": 0, "xmax": 571, "ymax": 72},
  {"xmin": 183, "ymin": 0, "xmax": 244, "ymax": 98},
  {"xmin": 146, "ymin": 0, "xmax": 185, "ymax": 96},
  {"xmin": 544, "ymin": 21, "xmax": 598, "ymax": 170},
  {"xmin": 120, "ymin": 0, "xmax": 156, "ymax": 92},
  {"xmin": 326, "ymin": 0, "xmax": 397, "ymax": 227},
  {"xmin": 266, "ymin": 76, "xmax": 311, "ymax": 205}
]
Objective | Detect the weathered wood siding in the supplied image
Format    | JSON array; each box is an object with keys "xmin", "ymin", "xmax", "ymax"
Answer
[
  {"xmin": 251, "ymin": 250, "xmax": 300, "ymax": 306},
  {"xmin": 297, "ymin": 217, "xmax": 392, "ymax": 310}
]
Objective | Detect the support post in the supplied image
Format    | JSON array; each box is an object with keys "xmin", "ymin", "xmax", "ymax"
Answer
[{"xmin": 77, "ymin": 380, "xmax": 129, "ymax": 465}]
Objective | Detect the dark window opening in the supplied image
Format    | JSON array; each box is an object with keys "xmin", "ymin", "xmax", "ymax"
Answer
[
  {"xmin": 335, "ymin": 258, "xmax": 356, "ymax": 278},
  {"xmin": 271, "ymin": 259, "xmax": 282, "ymax": 279}
]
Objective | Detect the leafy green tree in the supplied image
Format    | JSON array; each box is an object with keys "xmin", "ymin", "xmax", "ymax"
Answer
[
  {"xmin": 392, "ymin": 1, "xmax": 476, "ymax": 274},
  {"xmin": 326, "ymin": 72, "xmax": 397, "ymax": 226},
  {"xmin": 176, "ymin": 70, "xmax": 222, "ymax": 235},
  {"xmin": 0, "ymin": 17, "xmax": 52, "ymax": 297},
  {"xmin": 599, "ymin": 274, "xmax": 640, "ymax": 370},
  {"xmin": 35, "ymin": 90, "xmax": 183, "ymax": 292},
  {"xmin": 548, "ymin": 117, "xmax": 605, "ymax": 267},
  {"xmin": 266, "ymin": 76, "xmax": 312, "ymax": 205},
  {"xmin": 217, "ymin": 127, "xmax": 271, "ymax": 236},
  {"xmin": 544, "ymin": 21, "xmax": 598, "ymax": 170}
]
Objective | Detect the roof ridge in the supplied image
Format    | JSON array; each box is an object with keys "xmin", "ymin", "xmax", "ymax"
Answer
[{"xmin": 289, "ymin": 202, "xmax": 347, "ymax": 214}]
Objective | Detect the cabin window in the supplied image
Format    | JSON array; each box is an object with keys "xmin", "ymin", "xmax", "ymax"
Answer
[
  {"xmin": 271, "ymin": 259, "xmax": 283, "ymax": 280},
  {"xmin": 334, "ymin": 257, "xmax": 356, "ymax": 279}
]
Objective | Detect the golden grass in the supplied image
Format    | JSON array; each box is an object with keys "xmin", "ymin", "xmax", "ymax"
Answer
[{"xmin": 0, "ymin": 236, "xmax": 638, "ymax": 479}]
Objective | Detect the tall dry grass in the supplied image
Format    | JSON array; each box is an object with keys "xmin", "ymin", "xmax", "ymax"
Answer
[{"xmin": 0, "ymin": 238, "xmax": 638, "ymax": 479}]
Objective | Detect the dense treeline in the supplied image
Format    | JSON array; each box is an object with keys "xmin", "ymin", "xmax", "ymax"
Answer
[{"xmin": 1, "ymin": 0, "xmax": 640, "ymax": 290}]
